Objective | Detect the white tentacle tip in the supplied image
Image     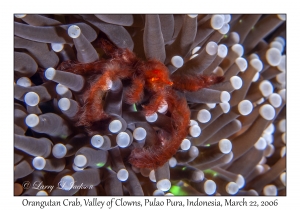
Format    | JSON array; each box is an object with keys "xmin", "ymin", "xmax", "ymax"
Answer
[
  {"xmin": 109, "ymin": 120, "xmax": 122, "ymax": 133},
  {"xmin": 56, "ymin": 84, "xmax": 69, "ymax": 95},
  {"xmin": 235, "ymin": 57, "xmax": 247, "ymax": 72},
  {"xmin": 32, "ymin": 157, "xmax": 46, "ymax": 170},
  {"xmin": 58, "ymin": 98, "xmax": 71, "ymax": 111},
  {"xmin": 211, "ymin": 15, "xmax": 224, "ymax": 30},
  {"xmin": 189, "ymin": 125, "xmax": 201, "ymax": 137},
  {"xmin": 218, "ymin": 44, "xmax": 228, "ymax": 58},
  {"xmin": 17, "ymin": 77, "xmax": 32, "ymax": 87},
  {"xmin": 218, "ymin": 23, "xmax": 230, "ymax": 35},
  {"xmin": 254, "ymin": 137, "xmax": 267, "ymax": 150},
  {"xmin": 277, "ymin": 14, "xmax": 286, "ymax": 21},
  {"xmin": 220, "ymin": 91, "xmax": 231, "ymax": 103},
  {"xmin": 206, "ymin": 42, "xmax": 218, "ymax": 56},
  {"xmin": 188, "ymin": 14, "xmax": 198, "ymax": 18},
  {"xmin": 232, "ymin": 44, "xmax": 244, "ymax": 57},
  {"xmin": 15, "ymin": 14, "xmax": 26, "ymax": 18},
  {"xmin": 269, "ymin": 93, "xmax": 282, "ymax": 108},
  {"xmin": 116, "ymin": 132, "xmax": 131, "ymax": 148},
  {"xmin": 51, "ymin": 43, "xmax": 64, "ymax": 52},
  {"xmin": 117, "ymin": 169, "xmax": 129, "ymax": 181},
  {"xmin": 230, "ymin": 76, "xmax": 242, "ymax": 90},
  {"xmin": 204, "ymin": 180, "xmax": 216, "ymax": 195},
  {"xmin": 24, "ymin": 92, "xmax": 40, "ymax": 106},
  {"xmin": 259, "ymin": 104, "xmax": 275, "ymax": 120},
  {"xmin": 91, "ymin": 135, "xmax": 104, "ymax": 148},
  {"xmin": 145, "ymin": 112, "xmax": 158, "ymax": 122},
  {"xmin": 219, "ymin": 139, "xmax": 232, "ymax": 154},
  {"xmin": 226, "ymin": 182, "xmax": 239, "ymax": 195},
  {"xmin": 25, "ymin": 114, "xmax": 39, "ymax": 127},
  {"xmin": 259, "ymin": 80, "xmax": 274, "ymax": 97},
  {"xmin": 60, "ymin": 175, "xmax": 75, "ymax": 191},
  {"xmin": 68, "ymin": 25, "xmax": 81, "ymax": 38},
  {"xmin": 197, "ymin": 109, "xmax": 211, "ymax": 123},
  {"xmin": 133, "ymin": 127, "xmax": 147, "ymax": 141},
  {"xmin": 238, "ymin": 100, "xmax": 253, "ymax": 116},
  {"xmin": 180, "ymin": 139, "xmax": 191, "ymax": 150},
  {"xmin": 171, "ymin": 56, "xmax": 184, "ymax": 68},
  {"xmin": 44, "ymin": 67, "xmax": 56, "ymax": 80},
  {"xmin": 156, "ymin": 179, "xmax": 171, "ymax": 191},
  {"xmin": 266, "ymin": 48, "xmax": 282, "ymax": 66},
  {"xmin": 52, "ymin": 143, "xmax": 67, "ymax": 158},
  {"xmin": 220, "ymin": 102, "xmax": 230, "ymax": 113},
  {"xmin": 74, "ymin": 155, "xmax": 87, "ymax": 167}
]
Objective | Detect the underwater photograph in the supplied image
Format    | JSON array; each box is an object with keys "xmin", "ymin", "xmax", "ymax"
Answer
[{"xmin": 14, "ymin": 14, "xmax": 286, "ymax": 196}]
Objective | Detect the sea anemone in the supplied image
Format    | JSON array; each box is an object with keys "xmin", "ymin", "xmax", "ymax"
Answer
[{"xmin": 14, "ymin": 14, "xmax": 286, "ymax": 196}]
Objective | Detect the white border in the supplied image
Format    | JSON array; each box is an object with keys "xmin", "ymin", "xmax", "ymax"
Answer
[{"xmin": 4, "ymin": 1, "xmax": 297, "ymax": 209}]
